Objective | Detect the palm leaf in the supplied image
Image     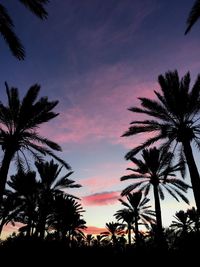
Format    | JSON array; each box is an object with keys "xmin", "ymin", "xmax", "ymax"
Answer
[
  {"xmin": 173, "ymin": 188, "xmax": 190, "ymax": 204},
  {"xmin": 143, "ymin": 183, "xmax": 151, "ymax": 197},
  {"xmin": 122, "ymin": 125, "xmax": 158, "ymax": 137},
  {"xmin": 0, "ymin": 4, "xmax": 25, "ymax": 60},
  {"xmin": 120, "ymin": 174, "xmax": 144, "ymax": 181},
  {"xmin": 164, "ymin": 185, "xmax": 179, "ymax": 202},
  {"xmin": 185, "ymin": 0, "xmax": 200, "ymax": 34},
  {"xmin": 125, "ymin": 133, "xmax": 164, "ymax": 159},
  {"xmin": 158, "ymin": 185, "xmax": 165, "ymax": 200},
  {"xmin": 121, "ymin": 182, "xmax": 145, "ymax": 196},
  {"xmin": 19, "ymin": 0, "xmax": 49, "ymax": 19}
]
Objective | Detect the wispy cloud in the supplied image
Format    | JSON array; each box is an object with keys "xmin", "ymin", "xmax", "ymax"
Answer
[
  {"xmin": 40, "ymin": 63, "xmax": 157, "ymax": 149},
  {"xmin": 81, "ymin": 176, "xmax": 120, "ymax": 193},
  {"xmin": 77, "ymin": 0, "xmax": 157, "ymax": 51},
  {"xmin": 82, "ymin": 191, "xmax": 120, "ymax": 206}
]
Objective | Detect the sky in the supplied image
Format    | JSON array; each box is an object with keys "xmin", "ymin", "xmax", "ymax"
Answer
[{"xmin": 0, "ymin": 0, "xmax": 200, "ymax": 236}]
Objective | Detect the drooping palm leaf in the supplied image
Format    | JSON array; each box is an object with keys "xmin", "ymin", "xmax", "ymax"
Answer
[{"xmin": 185, "ymin": 0, "xmax": 200, "ymax": 34}]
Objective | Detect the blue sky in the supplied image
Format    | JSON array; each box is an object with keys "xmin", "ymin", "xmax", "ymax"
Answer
[{"xmin": 0, "ymin": 0, "xmax": 200, "ymax": 234}]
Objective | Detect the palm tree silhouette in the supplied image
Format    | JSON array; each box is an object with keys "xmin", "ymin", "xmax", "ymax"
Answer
[
  {"xmin": 7, "ymin": 170, "xmax": 40, "ymax": 237},
  {"xmin": 102, "ymin": 222, "xmax": 124, "ymax": 246},
  {"xmin": 0, "ymin": 84, "xmax": 70, "ymax": 202},
  {"xmin": 170, "ymin": 210, "xmax": 192, "ymax": 236},
  {"xmin": 35, "ymin": 159, "xmax": 81, "ymax": 238},
  {"xmin": 121, "ymin": 147, "xmax": 190, "ymax": 247},
  {"xmin": 115, "ymin": 192, "xmax": 155, "ymax": 247},
  {"xmin": 0, "ymin": 193, "xmax": 20, "ymax": 236},
  {"xmin": 185, "ymin": 0, "xmax": 200, "ymax": 34},
  {"xmin": 85, "ymin": 234, "xmax": 94, "ymax": 246},
  {"xmin": 114, "ymin": 208, "xmax": 133, "ymax": 246},
  {"xmin": 122, "ymin": 70, "xmax": 200, "ymax": 212},
  {"xmin": 187, "ymin": 207, "xmax": 200, "ymax": 232},
  {"xmin": 48, "ymin": 194, "xmax": 86, "ymax": 242},
  {"xmin": 0, "ymin": 0, "xmax": 48, "ymax": 60}
]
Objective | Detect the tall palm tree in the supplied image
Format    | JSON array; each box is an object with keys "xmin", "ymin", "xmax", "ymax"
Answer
[
  {"xmin": 0, "ymin": 0, "xmax": 49, "ymax": 60},
  {"xmin": 122, "ymin": 70, "xmax": 200, "ymax": 212},
  {"xmin": 185, "ymin": 0, "xmax": 200, "ymax": 34},
  {"xmin": 115, "ymin": 192, "xmax": 155, "ymax": 247},
  {"xmin": 0, "ymin": 84, "xmax": 70, "ymax": 201},
  {"xmin": 35, "ymin": 159, "xmax": 81, "ymax": 238},
  {"xmin": 120, "ymin": 147, "xmax": 190, "ymax": 247}
]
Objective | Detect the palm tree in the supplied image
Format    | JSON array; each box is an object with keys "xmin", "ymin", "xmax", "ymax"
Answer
[
  {"xmin": 0, "ymin": 193, "xmax": 21, "ymax": 236},
  {"xmin": 122, "ymin": 70, "xmax": 200, "ymax": 212},
  {"xmin": 48, "ymin": 194, "xmax": 86, "ymax": 242},
  {"xmin": 0, "ymin": 0, "xmax": 49, "ymax": 60},
  {"xmin": 7, "ymin": 170, "xmax": 40, "ymax": 237},
  {"xmin": 0, "ymin": 84, "xmax": 70, "ymax": 201},
  {"xmin": 120, "ymin": 147, "xmax": 190, "ymax": 247},
  {"xmin": 101, "ymin": 222, "xmax": 124, "ymax": 246},
  {"xmin": 170, "ymin": 210, "xmax": 192, "ymax": 236},
  {"xmin": 94, "ymin": 234, "xmax": 109, "ymax": 247},
  {"xmin": 185, "ymin": 0, "xmax": 200, "ymax": 34},
  {"xmin": 187, "ymin": 207, "xmax": 200, "ymax": 232},
  {"xmin": 35, "ymin": 159, "xmax": 81, "ymax": 238},
  {"xmin": 114, "ymin": 208, "xmax": 133, "ymax": 246},
  {"xmin": 85, "ymin": 234, "xmax": 94, "ymax": 246},
  {"xmin": 115, "ymin": 192, "xmax": 155, "ymax": 247}
]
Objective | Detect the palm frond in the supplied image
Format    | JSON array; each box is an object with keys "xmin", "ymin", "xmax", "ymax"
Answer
[
  {"xmin": 54, "ymin": 176, "xmax": 82, "ymax": 190},
  {"xmin": 19, "ymin": 0, "xmax": 49, "ymax": 19},
  {"xmin": 120, "ymin": 174, "xmax": 143, "ymax": 181},
  {"xmin": 158, "ymin": 185, "xmax": 165, "ymax": 200},
  {"xmin": 185, "ymin": 0, "xmax": 200, "ymax": 34},
  {"xmin": 128, "ymin": 105, "xmax": 170, "ymax": 121},
  {"xmin": 164, "ymin": 186, "xmax": 179, "ymax": 202},
  {"xmin": 125, "ymin": 133, "xmax": 164, "ymax": 159},
  {"xmin": 122, "ymin": 125, "xmax": 158, "ymax": 137},
  {"xmin": 173, "ymin": 188, "xmax": 190, "ymax": 204},
  {"xmin": 139, "ymin": 197, "xmax": 150, "ymax": 207},
  {"xmin": 121, "ymin": 182, "xmax": 145, "ymax": 196},
  {"xmin": 166, "ymin": 178, "xmax": 190, "ymax": 191},
  {"xmin": 143, "ymin": 183, "xmax": 151, "ymax": 197},
  {"xmin": 0, "ymin": 4, "xmax": 25, "ymax": 60},
  {"xmin": 25, "ymin": 132, "xmax": 62, "ymax": 151},
  {"xmin": 139, "ymin": 97, "xmax": 170, "ymax": 120}
]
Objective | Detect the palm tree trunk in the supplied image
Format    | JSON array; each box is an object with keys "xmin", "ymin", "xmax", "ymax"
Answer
[
  {"xmin": 134, "ymin": 213, "xmax": 140, "ymax": 247},
  {"xmin": 153, "ymin": 184, "xmax": 165, "ymax": 247},
  {"xmin": 183, "ymin": 140, "xmax": 200, "ymax": 212},
  {"xmin": 38, "ymin": 217, "xmax": 46, "ymax": 239},
  {"xmin": 26, "ymin": 216, "xmax": 32, "ymax": 237},
  {"xmin": 127, "ymin": 223, "xmax": 131, "ymax": 245},
  {"xmin": 0, "ymin": 149, "xmax": 14, "ymax": 203}
]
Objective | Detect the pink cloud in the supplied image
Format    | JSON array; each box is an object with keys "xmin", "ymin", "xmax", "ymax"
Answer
[
  {"xmin": 84, "ymin": 226, "xmax": 107, "ymax": 235},
  {"xmin": 82, "ymin": 191, "xmax": 120, "ymax": 206},
  {"xmin": 1, "ymin": 222, "xmax": 23, "ymax": 239},
  {"xmin": 81, "ymin": 176, "xmax": 119, "ymax": 192},
  {"xmin": 39, "ymin": 63, "xmax": 157, "ymax": 149}
]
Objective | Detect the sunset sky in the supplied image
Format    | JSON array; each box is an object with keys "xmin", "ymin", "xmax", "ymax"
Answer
[{"xmin": 0, "ymin": 0, "xmax": 199, "ymax": 235}]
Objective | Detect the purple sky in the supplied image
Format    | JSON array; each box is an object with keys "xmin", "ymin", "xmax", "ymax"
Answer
[{"xmin": 0, "ymin": 0, "xmax": 200, "ymax": 233}]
